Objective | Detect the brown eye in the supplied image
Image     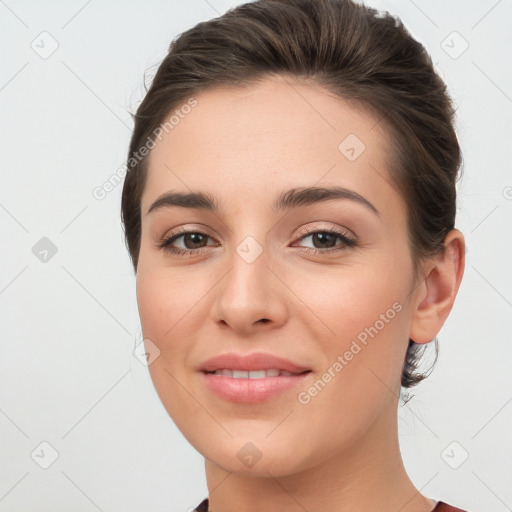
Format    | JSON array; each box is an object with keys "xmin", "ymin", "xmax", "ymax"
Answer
[
  {"xmin": 295, "ymin": 229, "xmax": 357, "ymax": 254},
  {"xmin": 159, "ymin": 231, "xmax": 217, "ymax": 255},
  {"xmin": 308, "ymin": 232, "xmax": 339, "ymax": 249},
  {"xmin": 180, "ymin": 233, "xmax": 209, "ymax": 249}
]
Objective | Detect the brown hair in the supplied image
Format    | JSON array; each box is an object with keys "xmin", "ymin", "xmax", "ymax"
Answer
[{"xmin": 121, "ymin": 0, "xmax": 462, "ymax": 389}]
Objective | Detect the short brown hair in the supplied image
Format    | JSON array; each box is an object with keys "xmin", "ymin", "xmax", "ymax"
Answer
[{"xmin": 121, "ymin": 0, "xmax": 462, "ymax": 389}]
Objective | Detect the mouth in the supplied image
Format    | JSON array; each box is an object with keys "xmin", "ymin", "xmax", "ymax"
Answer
[{"xmin": 199, "ymin": 352, "xmax": 312, "ymax": 403}]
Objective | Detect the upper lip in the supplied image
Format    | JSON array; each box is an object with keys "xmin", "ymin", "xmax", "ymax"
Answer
[{"xmin": 200, "ymin": 352, "xmax": 311, "ymax": 374}]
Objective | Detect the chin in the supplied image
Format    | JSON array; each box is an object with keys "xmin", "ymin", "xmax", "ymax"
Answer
[{"xmin": 196, "ymin": 433, "xmax": 315, "ymax": 477}]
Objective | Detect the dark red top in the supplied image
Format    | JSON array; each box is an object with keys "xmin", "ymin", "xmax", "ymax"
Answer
[
  {"xmin": 194, "ymin": 498, "xmax": 468, "ymax": 511},
  {"xmin": 433, "ymin": 503, "xmax": 468, "ymax": 512}
]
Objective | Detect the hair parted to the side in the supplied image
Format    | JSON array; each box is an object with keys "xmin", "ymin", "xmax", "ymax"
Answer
[{"xmin": 121, "ymin": 0, "xmax": 462, "ymax": 390}]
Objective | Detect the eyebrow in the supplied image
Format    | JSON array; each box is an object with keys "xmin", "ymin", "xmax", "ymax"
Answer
[{"xmin": 146, "ymin": 186, "xmax": 379, "ymax": 216}]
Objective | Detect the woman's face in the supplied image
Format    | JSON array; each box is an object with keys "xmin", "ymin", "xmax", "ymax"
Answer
[{"xmin": 136, "ymin": 75, "xmax": 425, "ymax": 476}]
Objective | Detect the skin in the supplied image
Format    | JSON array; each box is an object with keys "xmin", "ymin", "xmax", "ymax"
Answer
[{"xmin": 136, "ymin": 74, "xmax": 465, "ymax": 512}]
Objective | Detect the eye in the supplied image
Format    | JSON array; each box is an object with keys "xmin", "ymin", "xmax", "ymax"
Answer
[
  {"xmin": 293, "ymin": 227, "xmax": 357, "ymax": 254},
  {"xmin": 158, "ymin": 229, "xmax": 218, "ymax": 256}
]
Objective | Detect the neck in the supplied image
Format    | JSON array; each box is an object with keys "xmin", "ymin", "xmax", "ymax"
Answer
[{"xmin": 204, "ymin": 403, "xmax": 436, "ymax": 512}]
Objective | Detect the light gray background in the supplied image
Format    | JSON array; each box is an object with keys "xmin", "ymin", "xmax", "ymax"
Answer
[{"xmin": 1, "ymin": 0, "xmax": 511, "ymax": 511}]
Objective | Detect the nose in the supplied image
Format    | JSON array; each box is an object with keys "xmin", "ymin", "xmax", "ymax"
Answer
[{"xmin": 210, "ymin": 239, "xmax": 289, "ymax": 335}]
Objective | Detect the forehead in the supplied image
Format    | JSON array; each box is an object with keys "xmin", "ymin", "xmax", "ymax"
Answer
[{"xmin": 141, "ymin": 75, "xmax": 399, "ymax": 217}]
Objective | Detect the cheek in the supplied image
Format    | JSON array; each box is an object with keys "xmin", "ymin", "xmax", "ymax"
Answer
[
  {"xmin": 289, "ymin": 272, "xmax": 411, "ymax": 449},
  {"xmin": 137, "ymin": 270, "xmax": 170, "ymax": 349},
  {"xmin": 136, "ymin": 266, "xmax": 197, "ymax": 369},
  {"xmin": 135, "ymin": 265, "xmax": 205, "ymax": 430},
  {"xmin": 296, "ymin": 254, "xmax": 410, "ymax": 334},
  {"xmin": 137, "ymin": 263, "xmax": 204, "ymax": 337},
  {"xmin": 293, "ymin": 255, "xmax": 413, "ymax": 388}
]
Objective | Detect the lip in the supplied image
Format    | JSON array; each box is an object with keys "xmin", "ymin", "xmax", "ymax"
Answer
[
  {"xmin": 199, "ymin": 352, "xmax": 312, "ymax": 404},
  {"xmin": 200, "ymin": 352, "xmax": 311, "ymax": 373}
]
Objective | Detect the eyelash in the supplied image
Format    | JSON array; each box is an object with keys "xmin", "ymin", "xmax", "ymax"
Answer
[{"xmin": 158, "ymin": 226, "xmax": 357, "ymax": 257}]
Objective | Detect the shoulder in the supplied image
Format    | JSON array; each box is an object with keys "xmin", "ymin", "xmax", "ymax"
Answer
[{"xmin": 434, "ymin": 501, "xmax": 469, "ymax": 512}]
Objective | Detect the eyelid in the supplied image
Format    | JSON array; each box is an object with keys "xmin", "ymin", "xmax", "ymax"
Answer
[
  {"xmin": 293, "ymin": 223, "xmax": 357, "ymax": 242},
  {"xmin": 160, "ymin": 224, "xmax": 216, "ymax": 241}
]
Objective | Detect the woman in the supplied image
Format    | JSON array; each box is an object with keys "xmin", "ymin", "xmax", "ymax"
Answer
[{"xmin": 121, "ymin": 0, "xmax": 467, "ymax": 510}]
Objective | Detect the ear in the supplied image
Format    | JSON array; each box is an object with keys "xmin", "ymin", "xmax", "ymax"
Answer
[{"xmin": 409, "ymin": 229, "xmax": 465, "ymax": 344}]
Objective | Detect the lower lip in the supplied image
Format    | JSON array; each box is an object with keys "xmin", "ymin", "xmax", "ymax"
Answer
[{"xmin": 201, "ymin": 372, "xmax": 310, "ymax": 403}]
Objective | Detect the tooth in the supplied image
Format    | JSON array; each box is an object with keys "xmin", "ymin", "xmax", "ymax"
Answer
[
  {"xmin": 248, "ymin": 370, "xmax": 266, "ymax": 379},
  {"xmin": 211, "ymin": 368, "xmax": 298, "ymax": 378},
  {"xmin": 212, "ymin": 369, "xmax": 232, "ymax": 376}
]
